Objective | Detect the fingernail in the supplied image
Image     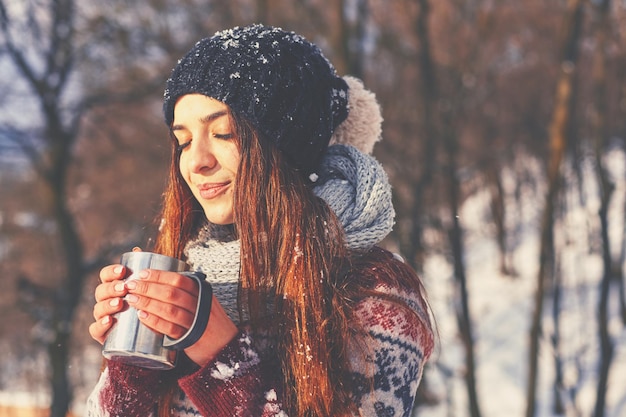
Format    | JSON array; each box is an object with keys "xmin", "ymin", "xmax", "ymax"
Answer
[
  {"xmin": 125, "ymin": 280, "xmax": 137, "ymax": 290},
  {"xmin": 126, "ymin": 294, "xmax": 138, "ymax": 304},
  {"xmin": 101, "ymin": 316, "xmax": 111, "ymax": 325},
  {"xmin": 132, "ymin": 246, "xmax": 142, "ymax": 252},
  {"xmin": 113, "ymin": 265, "xmax": 123, "ymax": 274},
  {"xmin": 138, "ymin": 270, "xmax": 149, "ymax": 279},
  {"xmin": 137, "ymin": 310, "xmax": 148, "ymax": 319},
  {"xmin": 114, "ymin": 283, "xmax": 125, "ymax": 292},
  {"xmin": 109, "ymin": 298, "xmax": 120, "ymax": 307}
]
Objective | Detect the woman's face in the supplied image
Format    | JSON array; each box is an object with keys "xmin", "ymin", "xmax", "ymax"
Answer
[{"xmin": 172, "ymin": 94, "xmax": 240, "ymax": 225}]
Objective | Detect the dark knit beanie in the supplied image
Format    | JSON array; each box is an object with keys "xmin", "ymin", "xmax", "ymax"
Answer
[{"xmin": 163, "ymin": 24, "xmax": 349, "ymax": 173}]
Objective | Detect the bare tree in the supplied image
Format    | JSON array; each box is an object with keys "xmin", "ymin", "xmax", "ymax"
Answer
[
  {"xmin": 620, "ymin": 195, "xmax": 626, "ymax": 324},
  {"xmin": 335, "ymin": 0, "xmax": 369, "ymax": 78},
  {"xmin": 551, "ymin": 253, "xmax": 567, "ymax": 415},
  {"xmin": 0, "ymin": 2, "xmax": 85, "ymax": 415},
  {"xmin": 589, "ymin": 1, "xmax": 617, "ymax": 415},
  {"xmin": 444, "ymin": 122, "xmax": 482, "ymax": 417},
  {"xmin": 526, "ymin": 1, "xmax": 585, "ymax": 416},
  {"xmin": 0, "ymin": 1, "xmax": 228, "ymax": 415},
  {"xmin": 402, "ymin": 0, "xmax": 439, "ymax": 273}
]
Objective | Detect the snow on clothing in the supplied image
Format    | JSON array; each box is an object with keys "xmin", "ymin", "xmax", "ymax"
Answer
[{"xmin": 86, "ymin": 145, "xmax": 434, "ymax": 416}]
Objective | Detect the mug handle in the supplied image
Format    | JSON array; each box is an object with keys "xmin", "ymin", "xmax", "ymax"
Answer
[{"xmin": 163, "ymin": 272, "xmax": 213, "ymax": 350}]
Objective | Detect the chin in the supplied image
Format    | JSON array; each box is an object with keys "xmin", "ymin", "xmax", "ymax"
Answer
[
  {"xmin": 204, "ymin": 216, "xmax": 234, "ymax": 225},
  {"xmin": 209, "ymin": 219, "xmax": 234, "ymax": 225},
  {"xmin": 198, "ymin": 199, "xmax": 234, "ymax": 225},
  {"xmin": 203, "ymin": 210, "xmax": 234, "ymax": 225}
]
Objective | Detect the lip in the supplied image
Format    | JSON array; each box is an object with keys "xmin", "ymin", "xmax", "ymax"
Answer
[{"xmin": 196, "ymin": 182, "xmax": 231, "ymax": 199}]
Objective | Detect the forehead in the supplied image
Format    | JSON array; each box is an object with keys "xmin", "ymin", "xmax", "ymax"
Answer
[{"xmin": 172, "ymin": 94, "xmax": 230, "ymax": 127}]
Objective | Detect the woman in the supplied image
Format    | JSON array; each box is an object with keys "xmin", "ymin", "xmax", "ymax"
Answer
[{"xmin": 87, "ymin": 24, "xmax": 434, "ymax": 417}]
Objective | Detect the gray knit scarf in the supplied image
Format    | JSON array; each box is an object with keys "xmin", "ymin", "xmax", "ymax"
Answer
[{"xmin": 185, "ymin": 144, "xmax": 394, "ymax": 323}]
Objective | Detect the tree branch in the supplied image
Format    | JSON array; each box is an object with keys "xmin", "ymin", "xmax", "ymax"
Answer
[{"xmin": 0, "ymin": 0, "xmax": 42, "ymax": 93}]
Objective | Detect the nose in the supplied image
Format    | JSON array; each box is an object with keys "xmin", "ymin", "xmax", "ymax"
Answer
[{"xmin": 187, "ymin": 138, "xmax": 217, "ymax": 173}]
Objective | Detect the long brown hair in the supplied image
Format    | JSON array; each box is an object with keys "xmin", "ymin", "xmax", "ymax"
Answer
[{"xmin": 153, "ymin": 110, "xmax": 360, "ymax": 415}]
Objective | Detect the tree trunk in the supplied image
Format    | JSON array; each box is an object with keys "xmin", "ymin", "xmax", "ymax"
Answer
[
  {"xmin": 616, "ymin": 16, "xmax": 626, "ymax": 329},
  {"xmin": 47, "ymin": 165, "xmax": 84, "ymax": 417},
  {"xmin": 593, "ymin": 180, "xmax": 614, "ymax": 417},
  {"xmin": 444, "ymin": 126, "xmax": 482, "ymax": 417},
  {"xmin": 525, "ymin": 1, "xmax": 584, "ymax": 416},
  {"xmin": 42, "ymin": 57, "xmax": 84, "ymax": 417},
  {"xmin": 336, "ymin": 0, "xmax": 368, "ymax": 78},
  {"xmin": 551, "ymin": 260, "xmax": 565, "ymax": 415},
  {"xmin": 401, "ymin": 0, "xmax": 439, "ymax": 273},
  {"xmin": 487, "ymin": 162, "xmax": 510, "ymax": 276},
  {"xmin": 405, "ymin": 0, "xmax": 440, "ymax": 407},
  {"xmin": 590, "ymin": 1, "xmax": 614, "ymax": 415}
]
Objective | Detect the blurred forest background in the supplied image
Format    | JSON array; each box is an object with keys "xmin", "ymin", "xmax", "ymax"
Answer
[{"xmin": 1, "ymin": 0, "xmax": 625, "ymax": 416}]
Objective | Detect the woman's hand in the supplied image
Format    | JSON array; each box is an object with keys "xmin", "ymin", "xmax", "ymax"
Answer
[
  {"xmin": 111, "ymin": 267, "xmax": 238, "ymax": 367},
  {"xmin": 89, "ymin": 263, "xmax": 129, "ymax": 345}
]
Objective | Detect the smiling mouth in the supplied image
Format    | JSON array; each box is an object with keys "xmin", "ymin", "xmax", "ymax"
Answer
[{"xmin": 197, "ymin": 182, "xmax": 230, "ymax": 199}]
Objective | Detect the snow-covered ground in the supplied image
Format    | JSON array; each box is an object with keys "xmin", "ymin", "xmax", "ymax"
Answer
[
  {"xmin": 415, "ymin": 148, "xmax": 626, "ymax": 417},
  {"xmin": 415, "ymin": 230, "xmax": 626, "ymax": 417}
]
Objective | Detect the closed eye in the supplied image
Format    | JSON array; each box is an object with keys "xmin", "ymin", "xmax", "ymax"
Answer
[
  {"xmin": 213, "ymin": 133, "xmax": 234, "ymax": 140},
  {"xmin": 176, "ymin": 140, "xmax": 191, "ymax": 153}
]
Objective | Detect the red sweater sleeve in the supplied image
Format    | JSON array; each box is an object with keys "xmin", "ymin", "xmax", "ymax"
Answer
[
  {"xmin": 90, "ymin": 329, "xmax": 284, "ymax": 417},
  {"xmin": 178, "ymin": 330, "xmax": 285, "ymax": 416},
  {"xmin": 98, "ymin": 360, "xmax": 165, "ymax": 416}
]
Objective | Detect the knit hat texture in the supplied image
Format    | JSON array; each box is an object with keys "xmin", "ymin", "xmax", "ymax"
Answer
[{"xmin": 164, "ymin": 24, "xmax": 349, "ymax": 173}]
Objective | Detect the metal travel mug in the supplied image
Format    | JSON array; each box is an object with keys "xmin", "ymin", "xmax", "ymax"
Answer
[{"xmin": 102, "ymin": 252, "xmax": 199, "ymax": 370}]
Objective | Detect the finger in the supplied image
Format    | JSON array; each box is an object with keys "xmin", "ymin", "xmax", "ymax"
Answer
[
  {"xmin": 123, "ymin": 270, "xmax": 202, "ymax": 338},
  {"xmin": 93, "ymin": 296, "xmax": 126, "ymax": 321},
  {"xmin": 124, "ymin": 280, "xmax": 198, "ymax": 313},
  {"xmin": 135, "ymin": 309, "xmax": 190, "ymax": 340},
  {"xmin": 127, "ymin": 288, "xmax": 197, "ymax": 327},
  {"xmin": 132, "ymin": 269, "xmax": 200, "ymax": 296},
  {"xmin": 99, "ymin": 264, "xmax": 127, "ymax": 283},
  {"xmin": 89, "ymin": 315, "xmax": 115, "ymax": 345},
  {"xmin": 94, "ymin": 280, "xmax": 127, "ymax": 303}
]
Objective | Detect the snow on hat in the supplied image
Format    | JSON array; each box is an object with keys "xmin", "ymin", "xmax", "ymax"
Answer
[{"xmin": 163, "ymin": 24, "xmax": 350, "ymax": 173}]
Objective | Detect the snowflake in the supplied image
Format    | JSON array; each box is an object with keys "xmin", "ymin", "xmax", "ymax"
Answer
[
  {"xmin": 211, "ymin": 361, "xmax": 239, "ymax": 380},
  {"xmin": 265, "ymin": 389, "xmax": 277, "ymax": 401}
]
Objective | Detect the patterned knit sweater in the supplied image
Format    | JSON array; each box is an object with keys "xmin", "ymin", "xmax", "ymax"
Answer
[{"xmin": 86, "ymin": 246, "xmax": 433, "ymax": 417}]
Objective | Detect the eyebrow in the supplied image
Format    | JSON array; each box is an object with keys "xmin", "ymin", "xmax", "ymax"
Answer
[{"xmin": 171, "ymin": 110, "xmax": 229, "ymax": 131}]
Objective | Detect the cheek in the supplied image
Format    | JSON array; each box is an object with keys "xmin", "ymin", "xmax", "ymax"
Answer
[
  {"xmin": 178, "ymin": 155, "xmax": 191, "ymax": 182},
  {"xmin": 226, "ymin": 149, "xmax": 241, "ymax": 174}
]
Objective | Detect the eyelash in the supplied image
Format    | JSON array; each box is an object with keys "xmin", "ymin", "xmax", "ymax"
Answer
[
  {"xmin": 176, "ymin": 141, "xmax": 191, "ymax": 153},
  {"xmin": 214, "ymin": 133, "xmax": 234, "ymax": 140},
  {"xmin": 175, "ymin": 133, "xmax": 233, "ymax": 153}
]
